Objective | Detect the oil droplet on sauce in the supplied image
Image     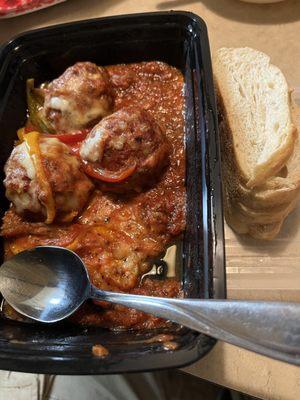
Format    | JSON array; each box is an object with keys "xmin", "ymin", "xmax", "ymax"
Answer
[
  {"xmin": 163, "ymin": 341, "xmax": 178, "ymax": 351},
  {"xmin": 145, "ymin": 334, "xmax": 178, "ymax": 350},
  {"xmin": 145, "ymin": 334, "xmax": 175, "ymax": 343}
]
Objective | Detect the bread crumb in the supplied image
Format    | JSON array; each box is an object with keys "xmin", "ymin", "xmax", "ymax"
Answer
[{"xmin": 92, "ymin": 344, "xmax": 109, "ymax": 358}]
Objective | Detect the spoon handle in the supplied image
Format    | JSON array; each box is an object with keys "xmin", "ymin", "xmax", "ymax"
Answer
[{"xmin": 91, "ymin": 286, "xmax": 300, "ymax": 365}]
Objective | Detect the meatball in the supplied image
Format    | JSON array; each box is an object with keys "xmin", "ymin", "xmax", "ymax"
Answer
[
  {"xmin": 80, "ymin": 107, "xmax": 170, "ymax": 191},
  {"xmin": 4, "ymin": 135, "xmax": 94, "ymax": 223},
  {"xmin": 43, "ymin": 62, "xmax": 113, "ymax": 132}
]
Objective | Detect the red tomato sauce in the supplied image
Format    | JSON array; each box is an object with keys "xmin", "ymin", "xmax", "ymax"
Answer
[{"xmin": 1, "ymin": 61, "xmax": 185, "ymax": 329}]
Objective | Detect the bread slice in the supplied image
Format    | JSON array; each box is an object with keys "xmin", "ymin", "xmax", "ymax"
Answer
[
  {"xmin": 235, "ymin": 170, "xmax": 300, "ymax": 209},
  {"xmin": 248, "ymin": 221, "xmax": 284, "ymax": 240},
  {"xmin": 224, "ymin": 139, "xmax": 299, "ymax": 227},
  {"xmin": 214, "ymin": 47, "xmax": 296, "ymax": 188},
  {"xmin": 234, "ymin": 196, "xmax": 298, "ymax": 225},
  {"xmin": 224, "ymin": 189, "xmax": 284, "ymax": 240},
  {"xmin": 225, "ymin": 106, "xmax": 300, "ymax": 210},
  {"xmin": 224, "ymin": 140, "xmax": 300, "ymax": 210},
  {"xmin": 217, "ymin": 54, "xmax": 300, "ymax": 240}
]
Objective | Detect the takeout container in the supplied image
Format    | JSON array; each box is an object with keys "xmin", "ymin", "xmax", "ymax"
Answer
[{"xmin": 0, "ymin": 12, "xmax": 225, "ymax": 374}]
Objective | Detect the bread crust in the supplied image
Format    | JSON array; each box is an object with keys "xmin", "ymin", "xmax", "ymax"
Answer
[
  {"xmin": 224, "ymin": 190, "xmax": 284, "ymax": 240},
  {"xmin": 214, "ymin": 47, "xmax": 296, "ymax": 188},
  {"xmin": 215, "ymin": 48, "xmax": 300, "ymax": 240}
]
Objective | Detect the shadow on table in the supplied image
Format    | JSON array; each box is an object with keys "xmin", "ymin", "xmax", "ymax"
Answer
[{"xmin": 156, "ymin": 0, "xmax": 300, "ymax": 24}]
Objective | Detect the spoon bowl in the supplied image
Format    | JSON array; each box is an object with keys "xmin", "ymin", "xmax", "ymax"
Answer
[{"xmin": 0, "ymin": 246, "xmax": 90, "ymax": 322}]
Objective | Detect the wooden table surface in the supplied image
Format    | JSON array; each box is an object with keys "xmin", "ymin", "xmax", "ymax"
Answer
[{"xmin": 0, "ymin": 1, "xmax": 300, "ymax": 399}]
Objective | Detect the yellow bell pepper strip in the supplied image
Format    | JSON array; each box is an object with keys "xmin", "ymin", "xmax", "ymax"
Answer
[
  {"xmin": 17, "ymin": 127, "xmax": 27, "ymax": 142},
  {"xmin": 24, "ymin": 131, "xmax": 56, "ymax": 224}
]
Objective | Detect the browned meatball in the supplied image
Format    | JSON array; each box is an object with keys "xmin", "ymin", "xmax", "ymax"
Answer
[
  {"xmin": 43, "ymin": 62, "xmax": 113, "ymax": 132},
  {"xmin": 79, "ymin": 107, "xmax": 170, "ymax": 191},
  {"xmin": 4, "ymin": 136, "xmax": 94, "ymax": 223}
]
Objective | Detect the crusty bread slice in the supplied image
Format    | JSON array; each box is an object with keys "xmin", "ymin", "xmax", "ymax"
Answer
[
  {"xmin": 226, "ymin": 105, "xmax": 300, "ymax": 209},
  {"xmin": 214, "ymin": 47, "xmax": 296, "ymax": 188},
  {"xmin": 248, "ymin": 220, "xmax": 284, "ymax": 240},
  {"xmin": 234, "ymin": 196, "xmax": 298, "ymax": 225},
  {"xmin": 236, "ymin": 173, "xmax": 300, "ymax": 209},
  {"xmin": 224, "ymin": 189, "xmax": 284, "ymax": 240},
  {"xmin": 223, "ymin": 196, "xmax": 248, "ymax": 234},
  {"xmin": 224, "ymin": 141, "xmax": 300, "ymax": 210},
  {"xmin": 224, "ymin": 140, "xmax": 299, "ymax": 226}
]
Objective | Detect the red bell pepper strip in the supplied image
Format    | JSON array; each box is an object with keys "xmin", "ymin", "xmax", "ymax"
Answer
[
  {"xmin": 42, "ymin": 129, "xmax": 90, "ymax": 144},
  {"xmin": 82, "ymin": 161, "xmax": 136, "ymax": 183}
]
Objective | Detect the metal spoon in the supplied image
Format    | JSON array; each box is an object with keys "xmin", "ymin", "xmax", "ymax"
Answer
[{"xmin": 0, "ymin": 246, "xmax": 299, "ymax": 366}]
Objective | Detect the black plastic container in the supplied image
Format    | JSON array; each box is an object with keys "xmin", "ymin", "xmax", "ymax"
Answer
[{"xmin": 0, "ymin": 11, "xmax": 225, "ymax": 374}]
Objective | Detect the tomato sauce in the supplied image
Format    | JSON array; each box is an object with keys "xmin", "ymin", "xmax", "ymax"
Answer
[{"xmin": 1, "ymin": 61, "xmax": 185, "ymax": 329}]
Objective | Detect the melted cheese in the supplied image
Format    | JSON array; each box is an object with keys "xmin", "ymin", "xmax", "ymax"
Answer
[
  {"xmin": 80, "ymin": 125, "xmax": 108, "ymax": 163},
  {"xmin": 16, "ymin": 142, "xmax": 36, "ymax": 180},
  {"xmin": 9, "ymin": 190, "xmax": 40, "ymax": 216},
  {"xmin": 49, "ymin": 97, "xmax": 71, "ymax": 112},
  {"xmin": 48, "ymin": 95, "xmax": 111, "ymax": 130}
]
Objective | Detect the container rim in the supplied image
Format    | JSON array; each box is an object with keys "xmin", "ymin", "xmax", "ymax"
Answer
[{"xmin": 0, "ymin": 11, "xmax": 206, "ymax": 60}]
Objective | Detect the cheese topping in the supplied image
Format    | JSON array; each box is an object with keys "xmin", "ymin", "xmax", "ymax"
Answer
[
  {"xmin": 80, "ymin": 125, "xmax": 108, "ymax": 163},
  {"xmin": 16, "ymin": 142, "xmax": 36, "ymax": 180},
  {"xmin": 49, "ymin": 97, "xmax": 71, "ymax": 112},
  {"xmin": 48, "ymin": 95, "xmax": 111, "ymax": 131}
]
